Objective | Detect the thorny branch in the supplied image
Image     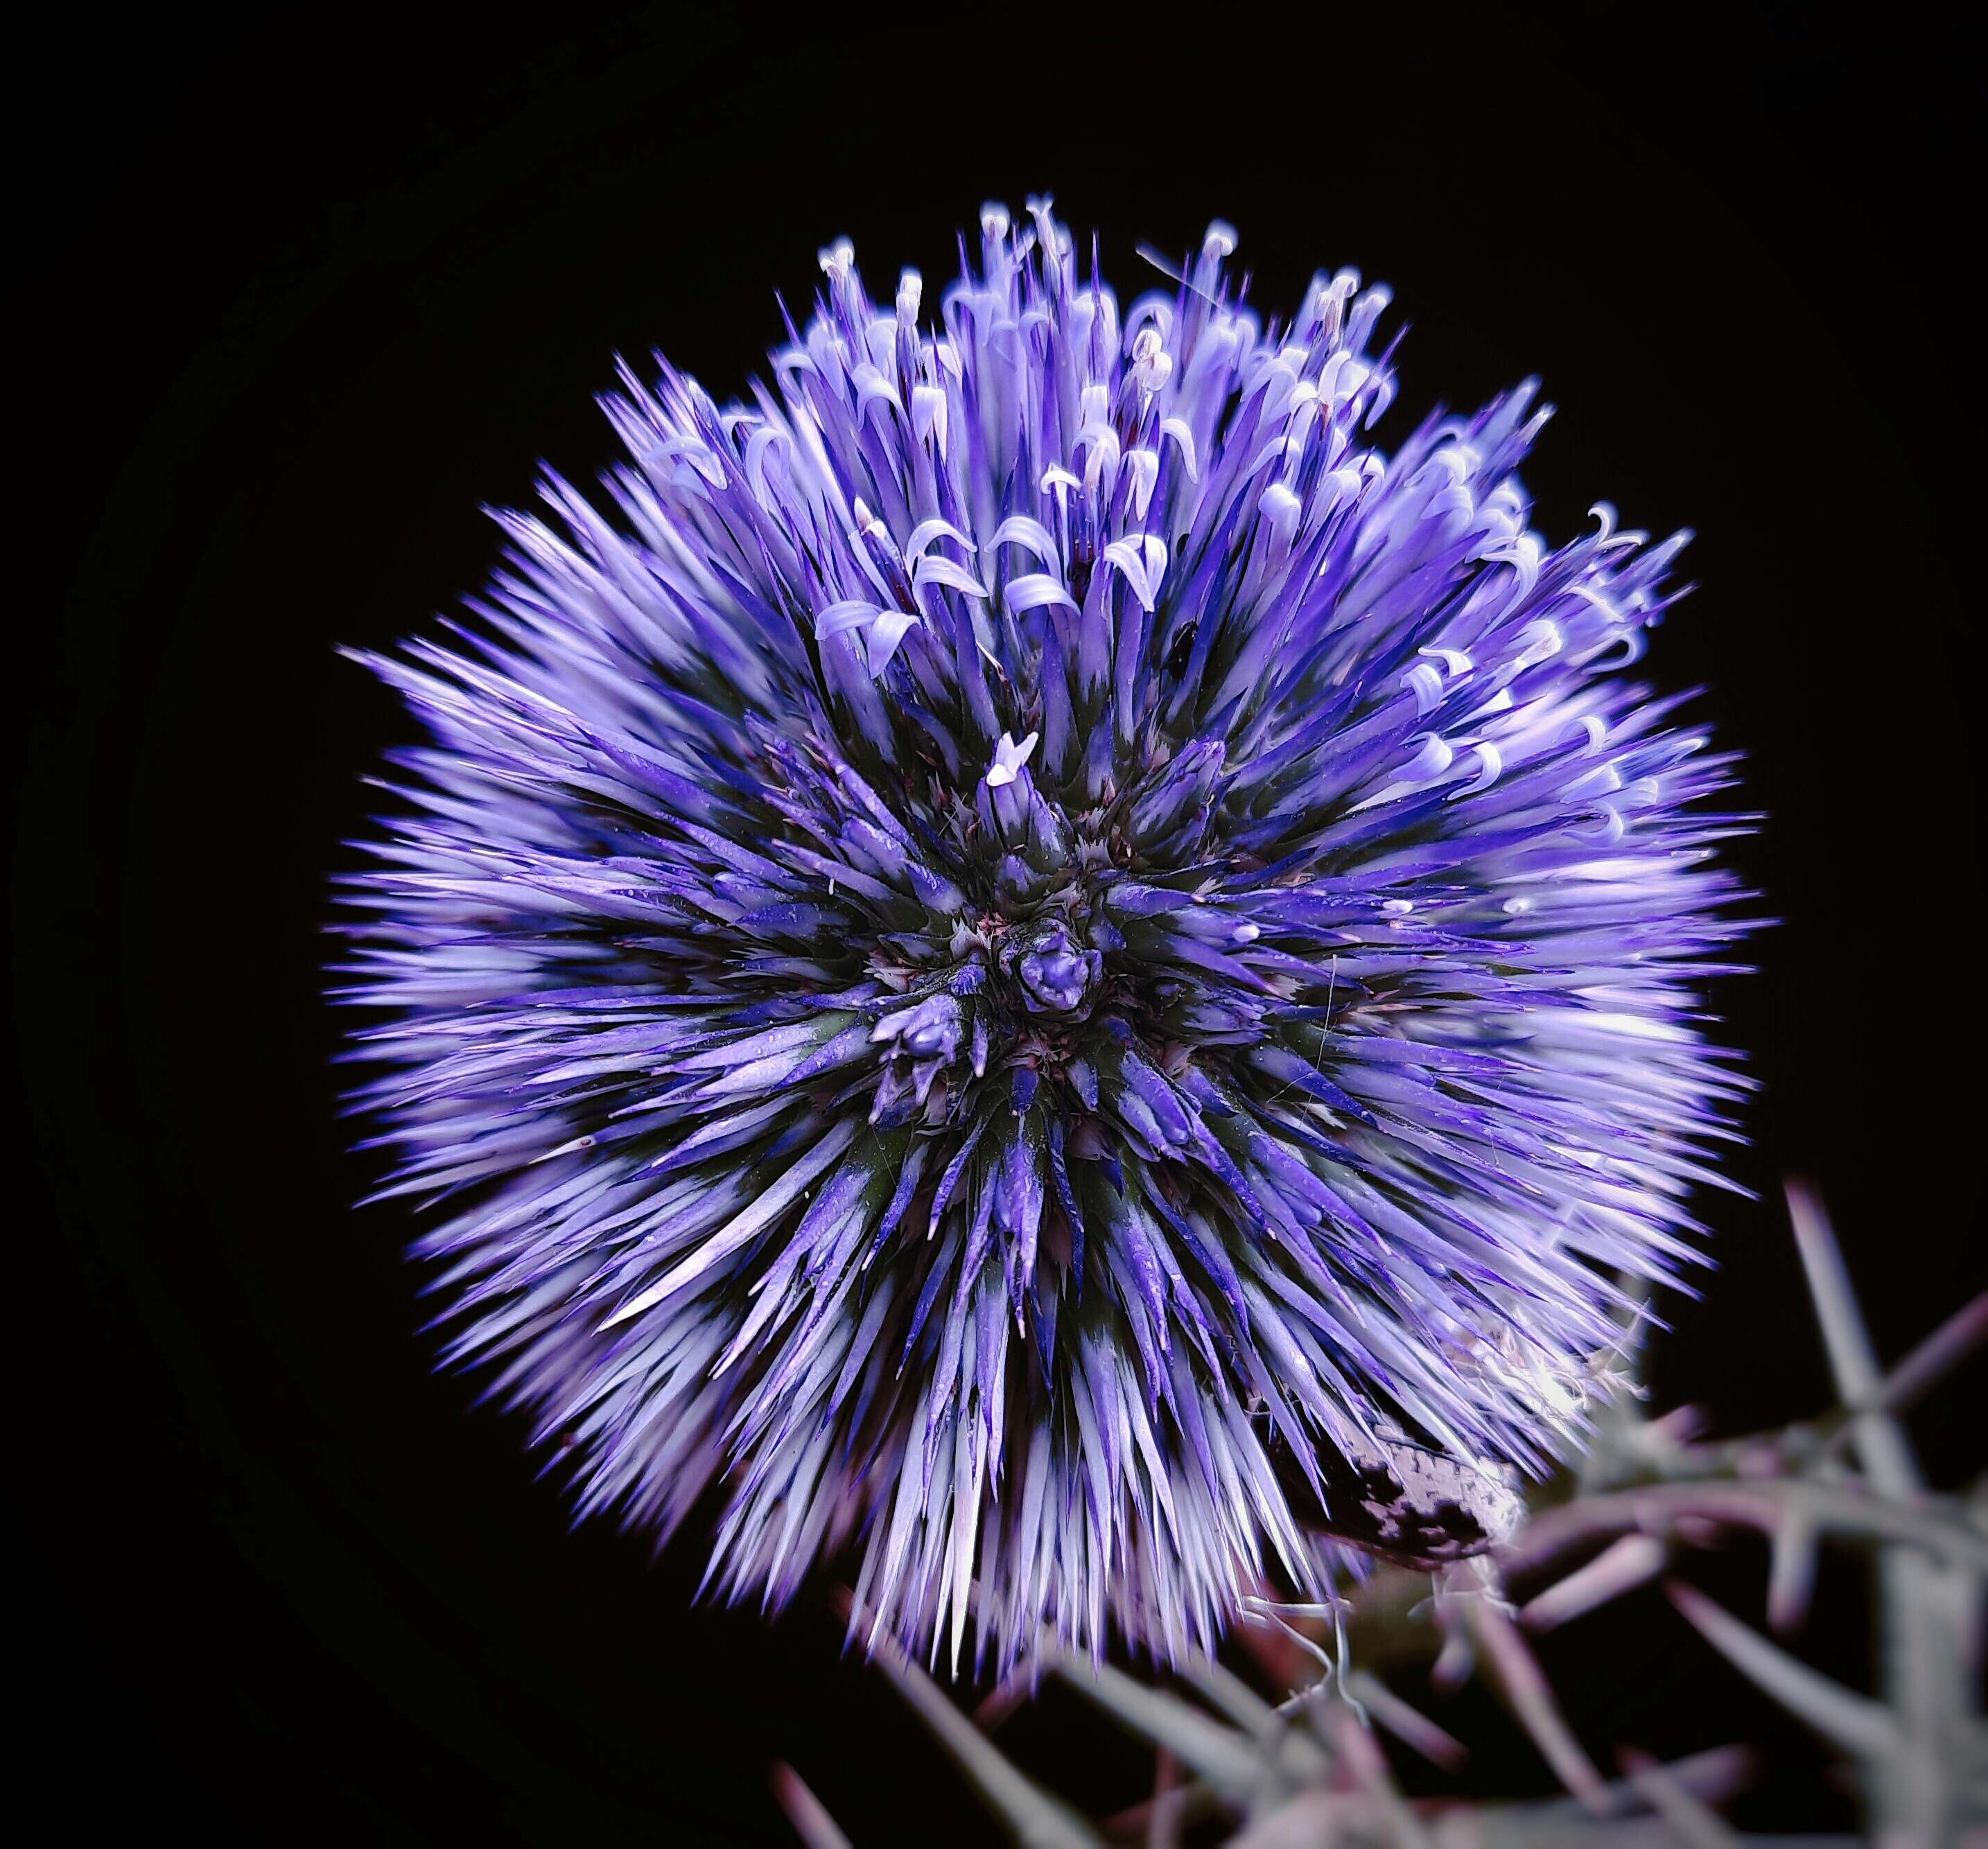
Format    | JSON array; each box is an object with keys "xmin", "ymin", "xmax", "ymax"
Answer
[{"xmin": 781, "ymin": 1186, "xmax": 1987, "ymax": 1846}]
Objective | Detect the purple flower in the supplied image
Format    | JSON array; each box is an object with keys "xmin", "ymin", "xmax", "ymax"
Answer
[
  {"xmin": 1016, "ymin": 924, "xmax": 1100, "ymax": 1016},
  {"xmin": 338, "ymin": 202, "xmax": 1750, "ymax": 1672}
]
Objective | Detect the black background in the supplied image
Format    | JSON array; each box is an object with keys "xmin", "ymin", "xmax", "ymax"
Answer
[{"xmin": 10, "ymin": 4, "xmax": 1981, "ymax": 1841}]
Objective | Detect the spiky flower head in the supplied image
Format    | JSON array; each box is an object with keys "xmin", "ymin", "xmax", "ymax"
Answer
[{"xmin": 340, "ymin": 202, "xmax": 1748, "ymax": 1673}]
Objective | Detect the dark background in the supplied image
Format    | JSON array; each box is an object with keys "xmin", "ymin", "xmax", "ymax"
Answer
[{"xmin": 10, "ymin": 3, "xmax": 1980, "ymax": 1841}]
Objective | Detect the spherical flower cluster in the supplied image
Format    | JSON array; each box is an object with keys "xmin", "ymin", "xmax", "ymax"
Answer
[{"xmin": 340, "ymin": 202, "xmax": 1748, "ymax": 1672}]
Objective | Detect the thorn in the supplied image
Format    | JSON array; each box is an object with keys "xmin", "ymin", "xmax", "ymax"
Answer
[
  {"xmin": 1470, "ymin": 1601, "xmax": 1612, "ymax": 1814},
  {"xmin": 769, "ymin": 1762, "xmax": 853, "ymax": 1849},
  {"xmin": 850, "ymin": 1593, "xmax": 1105, "ymax": 1848},
  {"xmin": 1342, "ymin": 1670, "xmax": 1467, "ymax": 1771},
  {"xmin": 1616, "ymin": 1745, "xmax": 1741, "ymax": 1848},
  {"xmin": 1765, "ymin": 1500, "xmax": 1819, "ymax": 1636},
  {"xmin": 1785, "ymin": 1178, "xmax": 1921, "ymax": 1497},
  {"xmin": 1821, "ymin": 1290, "xmax": 1988, "ymax": 1460},
  {"xmin": 1664, "ymin": 1578, "xmax": 1901, "ymax": 1761},
  {"xmin": 1521, "ymin": 1534, "xmax": 1667, "ymax": 1633}
]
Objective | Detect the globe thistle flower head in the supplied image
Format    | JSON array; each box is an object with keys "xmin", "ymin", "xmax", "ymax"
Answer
[{"xmin": 340, "ymin": 202, "xmax": 1750, "ymax": 1674}]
